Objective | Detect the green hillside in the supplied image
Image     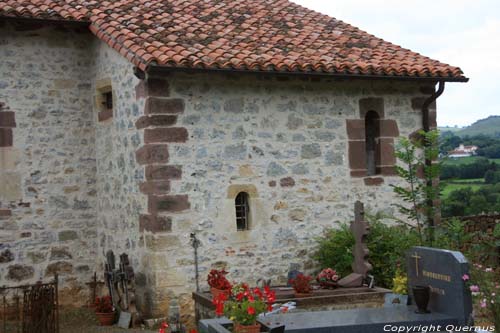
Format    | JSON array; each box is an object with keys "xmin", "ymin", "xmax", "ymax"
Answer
[{"xmin": 454, "ymin": 115, "xmax": 500, "ymax": 137}]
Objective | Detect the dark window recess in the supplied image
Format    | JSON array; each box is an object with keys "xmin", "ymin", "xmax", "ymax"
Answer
[
  {"xmin": 235, "ymin": 192, "xmax": 250, "ymax": 231},
  {"xmin": 365, "ymin": 110, "xmax": 380, "ymax": 176},
  {"xmin": 102, "ymin": 91, "xmax": 113, "ymax": 110}
]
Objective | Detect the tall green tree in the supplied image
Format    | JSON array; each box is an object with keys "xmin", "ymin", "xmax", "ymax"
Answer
[{"xmin": 392, "ymin": 130, "xmax": 441, "ymax": 245}]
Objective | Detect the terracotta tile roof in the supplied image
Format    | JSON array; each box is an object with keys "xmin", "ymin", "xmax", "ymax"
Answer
[{"xmin": 0, "ymin": 0, "xmax": 467, "ymax": 81}]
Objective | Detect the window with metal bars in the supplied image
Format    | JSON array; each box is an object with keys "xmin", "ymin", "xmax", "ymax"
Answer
[
  {"xmin": 102, "ymin": 91, "xmax": 113, "ymax": 110},
  {"xmin": 235, "ymin": 192, "xmax": 249, "ymax": 231}
]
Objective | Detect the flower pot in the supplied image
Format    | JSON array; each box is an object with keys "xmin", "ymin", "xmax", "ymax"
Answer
[
  {"xmin": 294, "ymin": 291, "xmax": 313, "ymax": 298},
  {"xmin": 210, "ymin": 287, "xmax": 230, "ymax": 300},
  {"xmin": 234, "ymin": 322, "xmax": 261, "ymax": 333},
  {"xmin": 412, "ymin": 286, "xmax": 430, "ymax": 314},
  {"xmin": 96, "ymin": 311, "xmax": 116, "ymax": 326}
]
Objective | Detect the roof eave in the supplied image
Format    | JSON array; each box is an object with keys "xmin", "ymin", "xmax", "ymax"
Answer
[
  {"xmin": 147, "ymin": 64, "xmax": 469, "ymax": 83},
  {"xmin": 0, "ymin": 15, "xmax": 90, "ymax": 27}
]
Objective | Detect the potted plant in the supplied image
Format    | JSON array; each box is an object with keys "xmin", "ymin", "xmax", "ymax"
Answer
[
  {"xmin": 94, "ymin": 295, "xmax": 115, "ymax": 326},
  {"xmin": 289, "ymin": 273, "xmax": 313, "ymax": 297},
  {"xmin": 207, "ymin": 269, "xmax": 232, "ymax": 299},
  {"xmin": 386, "ymin": 269, "xmax": 408, "ymax": 306},
  {"xmin": 213, "ymin": 283, "xmax": 276, "ymax": 333},
  {"xmin": 316, "ymin": 268, "xmax": 340, "ymax": 289}
]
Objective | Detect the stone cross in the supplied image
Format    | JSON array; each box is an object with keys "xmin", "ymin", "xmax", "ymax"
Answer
[
  {"xmin": 338, "ymin": 201, "xmax": 373, "ymax": 287},
  {"xmin": 351, "ymin": 201, "xmax": 372, "ymax": 276}
]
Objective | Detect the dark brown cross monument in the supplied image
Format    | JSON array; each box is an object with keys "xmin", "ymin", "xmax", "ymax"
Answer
[{"xmin": 338, "ymin": 201, "xmax": 373, "ymax": 287}]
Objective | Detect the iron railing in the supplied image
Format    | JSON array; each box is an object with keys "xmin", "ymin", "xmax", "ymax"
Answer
[{"xmin": 0, "ymin": 275, "xmax": 58, "ymax": 333}]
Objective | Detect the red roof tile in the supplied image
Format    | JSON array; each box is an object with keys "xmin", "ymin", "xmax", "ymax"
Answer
[{"xmin": 0, "ymin": 0, "xmax": 467, "ymax": 80}]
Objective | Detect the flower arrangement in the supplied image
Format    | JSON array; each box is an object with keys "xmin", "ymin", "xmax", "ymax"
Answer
[
  {"xmin": 316, "ymin": 268, "xmax": 340, "ymax": 288},
  {"xmin": 94, "ymin": 296, "xmax": 114, "ymax": 313},
  {"xmin": 213, "ymin": 283, "xmax": 276, "ymax": 329},
  {"xmin": 94, "ymin": 296, "xmax": 115, "ymax": 326},
  {"xmin": 289, "ymin": 273, "xmax": 313, "ymax": 294},
  {"xmin": 392, "ymin": 270, "xmax": 408, "ymax": 295},
  {"xmin": 465, "ymin": 264, "xmax": 500, "ymax": 329},
  {"xmin": 207, "ymin": 269, "xmax": 232, "ymax": 291}
]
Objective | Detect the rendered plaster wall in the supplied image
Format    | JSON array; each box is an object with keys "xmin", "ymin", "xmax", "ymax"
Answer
[
  {"xmin": 142, "ymin": 72, "xmax": 435, "ymax": 323},
  {"xmin": 0, "ymin": 22, "xmax": 98, "ymax": 304}
]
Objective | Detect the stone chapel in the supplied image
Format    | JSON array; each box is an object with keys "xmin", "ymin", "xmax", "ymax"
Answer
[{"xmin": 0, "ymin": 0, "xmax": 466, "ymax": 322}]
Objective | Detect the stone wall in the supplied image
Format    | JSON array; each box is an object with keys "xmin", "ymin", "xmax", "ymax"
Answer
[
  {"xmin": 139, "ymin": 72, "xmax": 435, "ymax": 322},
  {"xmin": 0, "ymin": 19, "xmax": 440, "ymax": 323},
  {"xmin": 90, "ymin": 41, "xmax": 151, "ymax": 313},
  {"xmin": 0, "ymin": 22, "xmax": 97, "ymax": 304}
]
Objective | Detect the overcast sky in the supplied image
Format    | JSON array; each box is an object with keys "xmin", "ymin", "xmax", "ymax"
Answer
[{"xmin": 293, "ymin": 0, "xmax": 500, "ymax": 127}]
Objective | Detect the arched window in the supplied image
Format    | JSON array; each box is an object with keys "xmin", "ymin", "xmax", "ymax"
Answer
[
  {"xmin": 365, "ymin": 111, "xmax": 380, "ymax": 176},
  {"xmin": 235, "ymin": 192, "xmax": 250, "ymax": 231}
]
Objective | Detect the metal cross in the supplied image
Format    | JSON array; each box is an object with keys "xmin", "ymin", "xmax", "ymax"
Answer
[{"xmin": 412, "ymin": 252, "xmax": 422, "ymax": 277}]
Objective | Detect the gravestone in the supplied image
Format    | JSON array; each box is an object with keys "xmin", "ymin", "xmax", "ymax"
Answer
[{"xmin": 406, "ymin": 246, "xmax": 473, "ymax": 325}]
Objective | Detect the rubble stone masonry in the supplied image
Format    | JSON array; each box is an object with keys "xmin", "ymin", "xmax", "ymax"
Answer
[{"xmin": 0, "ymin": 19, "xmax": 438, "ymax": 324}]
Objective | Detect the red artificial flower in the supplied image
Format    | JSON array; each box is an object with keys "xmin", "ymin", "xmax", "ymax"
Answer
[
  {"xmin": 247, "ymin": 306, "xmax": 256, "ymax": 315},
  {"xmin": 236, "ymin": 292, "xmax": 245, "ymax": 301},
  {"xmin": 189, "ymin": 330, "xmax": 198, "ymax": 333}
]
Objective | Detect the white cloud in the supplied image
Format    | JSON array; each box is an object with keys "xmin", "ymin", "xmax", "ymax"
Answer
[{"xmin": 292, "ymin": 0, "xmax": 500, "ymax": 126}]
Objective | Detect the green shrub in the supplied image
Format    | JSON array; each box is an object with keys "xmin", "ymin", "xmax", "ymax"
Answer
[{"xmin": 314, "ymin": 219, "xmax": 420, "ymax": 289}]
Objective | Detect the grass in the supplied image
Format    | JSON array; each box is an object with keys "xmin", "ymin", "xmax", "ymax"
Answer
[
  {"xmin": 442, "ymin": 156, "xmax": 500, "ymax": 166},
  {"xmin": 440, "ymin": 178, "xmax": 485, "ymax": 198}
]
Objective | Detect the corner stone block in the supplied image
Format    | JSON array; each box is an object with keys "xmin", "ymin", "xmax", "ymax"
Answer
[
  {"xmin": 147, "ymin": 78, "xmax": 170, "ymax": 97},
  {"xmin": 135, "ymin": 115, "xmax": 177, "ymax": 129},
  {"xmin": 379, "ymin": 166, "xmax": 397, "ymax": 176},
  {"xmin": 348, "ymin": 141, "xmax": 366, "ymax": 170},
  {"xmin": 0, "ymin": 128, "xmax": 13, "ymax": 147},
  {"xmin": 139, "ymin": 181, "xmax": 171, "ymax": 194},
  {"xmin": 428, "ymin": 110, "xmax": 437, "ymax": 129},
  {"xmin": 379, "ymin": 119, "xmax": 399, "ymax": 137},
  {"xmin": 378, "ymin": 138, "xmax": 396, "ymax": 166},
  {"xmin": 350, "ymin": 170, "xmax": 367, "ymax": 177},
  {"xmin": 0, "ymin": 112, "xmax": 16, "ymax": 127},
  {"xmin": 145, "ymin": 165, "xmax": 182, "ymax": 181},
  {"xmin": 346, "ymin": 119, "xmax": 365, "ymax": 140},
  {"xmin": 145, "ymin": 98, "xmax": 185, "ymax": 115},
  {"xmin": 139, "ymin": 214, "xmax": 172, "ymax": 233},
  {"xmin": 136, "ymin": 144, "xmax": 169, "ymax": 165},
  {"xmin": 411, "ymin": 97, "xmax": 436, "ymax": 111},
  {"xmin": 148, "ymin": 195, "xmax": 190, "ymax": 213},
  {"xmin": 144, "ymin": 127, "xmax": 188, "ymax": 143}
]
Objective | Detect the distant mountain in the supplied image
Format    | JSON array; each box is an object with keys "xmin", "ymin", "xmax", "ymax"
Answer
[{"xmin": 439, "ymin": 116, "xmax": 500, "ymax": 137}]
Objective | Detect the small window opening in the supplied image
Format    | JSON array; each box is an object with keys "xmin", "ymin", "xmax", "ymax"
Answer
[
  {"xmin": 365, "ymin": 111, "xmax": 380, "ymax": 176},
  {"xmin": 102, "ymin": 91, "xmax": 113, "ymax": 110},
  {"xmin": 235, "ymin": 192, "xmax": 250, "ymax": 231}
]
